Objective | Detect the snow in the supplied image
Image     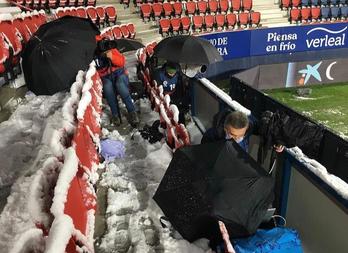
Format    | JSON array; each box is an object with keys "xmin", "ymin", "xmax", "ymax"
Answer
[
  {"xmin": 50, "ymin": 147, "xmax": 79, "ymax": 216},
  {"xmin": 45, "ymin": 215, "xmax": 74, "ymax": 253},
  {"xmin": 9, "ymin": 228, "xmax": 45, "ymax": 253},
  {"xmin": 200, "ymin": 78, "xmax": 251, "ymax": 116},
  {"xmin": 288, "ymin": 147, "xmax": 348, "ymax": 199}
]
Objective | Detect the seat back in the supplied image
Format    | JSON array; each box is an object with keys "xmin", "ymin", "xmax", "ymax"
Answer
[
  {"xmin": 341, "ymin": 6, "xmax": 348, "ymax": 19},
  {"xmin": 186, "ymin": 1, "xmax": 197, "ymax": 15},
  {"xmin": 226, "ymin": 13, "xmax": 236, "ymax": 27},
  {"xmin": 120, "ymin": 24, "xmax": 130, "ymax": 38},
  {"xmin": 281, "ymin": 0, "xmax": 291, "ymax": 9},
  {"xmin": 112, "ymin": 26, "xmax": 122, "ymax": 39},
  {"xmin": 242, "ymin": 0, "xmax": 252, "ymax": 11},
  {"xmin": 153, "ymin": 3, "xmax": 164, "ymax": 17},
  {"xmin": 290, "ymin": 8, "xmax": 301, "ymax": 21},
  {"xmin": 171, "ymin": 17, "xmax": 181, "ymax": 31},
  {"xmin": 105, "ymin": 6, "xmax": 117, "ymax": 22},
  {"xmin": 219, "ymin": 0, "xmax": 229, "ymax": 13},
  {"xmin": 163, "ymin": 2, "xmax": 173, "ymax": 16},
  {"xmin": 232, "ymin": 0, "xmax": 241, "ymax": 11},
  {"xmin": 311, "ymin": 7, "xmax": 321, "ymax": 19},
  {"xmin": 193, "ymin": 15, "xmax": 203, "ymax": 29},
  {"xmin": 86, "ymin": 6, "xmax": 98, "ymax": 23},
  {"xmin": 159, "ymin": 18, "xmax": 171, "ymax": 33},
  {"xmin": 76, "ymin": 7, "xmax": 88, "ymax": 18},
  {"xmin": 331, "ymin": 6, "xmax": 340, "ymax": 19},
  {"xmin": 238, "ymin": 12, "xmax": 249, "ymax": 25},
  {"xmin": 197, "ymin": 1, "xmax": 208, "ymax": 14},
  {"xmin": 321, "ymin": 6, "xmax": 331, "ymax": 19},
  {"xmin": 127, "ymin": 23, "xmax": 136, "ymax": 38},
  {"xmin": 173, "ymin": 2, "xmax": 183, "ymax": 16},
  {"xmin": 209, "ymin": 0, "xmax": 218, "ymax": 13},
  {"xmin": 292, "ymin": 0, "xmax": 301, "ymax": 8},
  {"xmin": 215, "ymin": 13, "xmax": 225, "ymax": 28},
  {"xmin": 301, "ymin": 8, "xmax": 311, "ymax": 21},
  {"xmin": 250, "ymin": 11, "xmax": 260, "ymax": 25},
  {"xmin": 204, "ymin": 14, "xmax": 215, "ymax": 29},
  {"xmin": 181, "ymin": 16, "xmax": 191, "ymax": 30},
  {"xmin": 140, "ymin": 3, "xmax": 152, "ymax": 18}
]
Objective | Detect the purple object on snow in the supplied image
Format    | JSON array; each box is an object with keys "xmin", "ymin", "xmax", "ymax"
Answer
[{"xmin": 100, "ymin": 139, "xmax": 125, "ymax": 161}]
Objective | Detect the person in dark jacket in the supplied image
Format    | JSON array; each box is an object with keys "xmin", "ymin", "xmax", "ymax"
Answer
[
  {"xmin": 153, "ymin": 61, "xmax": 190, "ymax": 124},
  {"xmin": 95, "ymin": 39, "xmax": 139, "ymax": 127},
  {"xmin": 201, "ymin": 110, "xmax": 253, "ymax": 152}
]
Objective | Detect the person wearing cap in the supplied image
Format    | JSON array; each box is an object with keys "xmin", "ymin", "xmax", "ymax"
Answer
[
  {"xmin": 153, "ymin": 61, "xmax": 189, "ymax": 124},
  {"xmin": 95, "ymin": 39, "xmax": 139, "ymax": 127}
]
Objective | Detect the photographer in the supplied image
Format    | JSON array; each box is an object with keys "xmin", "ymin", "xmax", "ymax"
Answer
[{"xmin": 95, "ymin": 38, "xmax": 139, "ymax": 127}]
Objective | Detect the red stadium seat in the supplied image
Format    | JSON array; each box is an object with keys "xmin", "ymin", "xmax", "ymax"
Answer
[
  {"xmin": 163, "ymin": 2, "xmax": 174, "ymax": 17},
  {"xmin": 77, "ymin": 0, "xmax": 84, "ymax": 6},
  {"xmin": 238, "ymin": 12, "xmax": 249, "ymax": 27},
  {"xmin": 101, "ymin": 28, "xmax": 114, "ymax": 39},
  {"xmin": 120, "ymin": 24, "xmax": 130, "ymax": 38},
  {"xmin": 48, "ymin": 0, "xmax": 57, "ymax": 8},
  {"xmin": 192, "ymin": 15, "xmax": 203, "ymax": 31},
  {"xmin": 215, "ymin": 13, "xmax": 225, "ymax": 30},
  {"xmin": 292, "ymin": 0, "xmax": 301, "ymax": 8},
  {"xmin": 219, "ymin": 0, "xmax": 229, "ymax": 13},
  {"xmin": 127, "ymin": 23, "xmax": 136, "ymax": 38},
  {"xmin": 197, "ymin": 1, "xmax": 208, "ymax": 14},
  {"xmin": 186, "ymin": 1, "xmax": 197, "ymax": 15},
  {"xmin": 24, "ymin": 15, "xmax": 38, "ymax": 34},
  {"xmin": 104, "ymin": 6, "xmax": 117, "ymax": 25},
  {"xmin": 204, "ymin": 14, "xmax": 215, "ymax": 31},
  {"xmin": 280, "ymin": 0, "xmax": 290, "ymax": 9},
  {"xmin": 76, "ymin": 7, "xmax": 88, "ymax": 18},
  {"xmin": 242, "ymin": 0, "xmax": 252, "ymax": 11},
  {"xmin": 300, "ymin": 8, "xmax": 311, "ymax": 22},
  {"xmin": 140, "ymin": 4, "xmax": 152, "ymax": 21},
  {"xmin": 171, "ymin": 18, "xmax": 181, "ymax": 34},
  {"xmin": 12, "ymin": 17, "xmax": 31, "ymax": 43},
  {"xmin": 159, "ymin": 18, "xmax": 171, "ymax": 36},
  {"xmin": 87, "ymin": 0, "xmax": 96, "ymax": 6},
  {"xmin": 173, "ymin": 2, "xmax": 183, "ymax": 17},
  {"xmin": 208, "ymin": 0, "xmax": 219, "ymax": 13},
  {"xmin": 290, "ymin": 8, "xmax": 301, "ymax": 23},
  {"xmin": 0, "ymin": 33, "xmax": 10, "ymax": 83},
  {"xmin": 181, "ymin": 16, "xmax": 191, "ymax": 33},
  {"xmin": 231, "ymin": 0, "xmax": 241, "ymax": 12},
  {"xmin": 311, "ymin": 7, "xmax": 321, "ymax": 21},
  {"xmin": 250, "ymin": 11, "xmax": 260, "ymax": 27},
  {"xmin": 0, "ymin": 21, "xmax": 23, "ymax": 67},
  {"xmin": 226, "ymin": 13, "xmax": 237, "ymax": 28},
  {"xmin": 152, "ymin": 3, "xmax": 163, "ymax": 20},
  {"xmin": 96, "ymin": 6, "xmax": 106, "ymax": 26},
  {"xmin": 112, "ymin": 26, "xmax": 123, "ymax": 39},
  {"xmin": 86, "ymin": 6, "xmax": 98, "ymax": 24}
]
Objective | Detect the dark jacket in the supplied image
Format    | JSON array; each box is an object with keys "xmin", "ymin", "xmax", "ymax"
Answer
[{"xmin": 201, "ymin": 110, "xmax": 256, "ymax": 152}]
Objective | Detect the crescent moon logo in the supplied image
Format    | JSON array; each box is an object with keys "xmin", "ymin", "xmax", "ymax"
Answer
[{"xmin": 326, "ymin": 61, "xmax": 337, "ymax": 81}]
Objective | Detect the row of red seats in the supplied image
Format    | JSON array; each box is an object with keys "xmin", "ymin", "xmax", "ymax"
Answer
[
  {"xmin": 159, "ymin": 12, "xmax": 260, "ymax": 35},
  {"xmin": 289, "ymin": 6, "xmax": 348, "ymax": 22},
  {"xmin": 13, "ymin": 66, "xmax": 103, "ymax": 252},
  {"xmin": 0, "ymin": 11, "xmax": 47, "ymax": 85},
  {"xmin": 12, "ymin": 0, "xmax": 95, "ymax": 10},
  {"xmin": 137, "ymin": 45, "xmax": 191, "ymax": 149},
  {"xmin": 140, "ymin": 0, "xmax": 252, "ymax": 21},
  {"xmin": 135, "ymin": 0, "xmax": 252, "ymax": 9},
  {"xmin": 55, "ymin": 5, "xmax": 117, "ymax": 27},
  {"xmin": 100, "ymin": 23, "xmax": 136, "ymax": 39}
]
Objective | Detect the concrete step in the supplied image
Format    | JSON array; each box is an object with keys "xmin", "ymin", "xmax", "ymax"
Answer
[
  {"xmin": 137, "ymin": 27, "xmax": 159, "ymax": 37},
  {"xmin": 262, "ymin": 17, "xmax": 290, "ymax": 24}
]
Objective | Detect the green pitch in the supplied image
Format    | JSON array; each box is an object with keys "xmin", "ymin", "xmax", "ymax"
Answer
[{"xmin": 263, "ymin": 83, "xmax": 348, "ymax": 140}]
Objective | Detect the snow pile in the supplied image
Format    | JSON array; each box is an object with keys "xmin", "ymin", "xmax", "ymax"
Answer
[
  {"xmin": 45, "ymin": 215, "xmax": 74, "ymax": 253},
  {"xmin": 288, "ymin": 147, "xmax": 348, "ymax": 199},
  {"xmin": 96, "ymin": 99, "xmax": 212, "ymax": 253},
  {"xmin": 200, "ymin": 78, "xmax": 251, "ymax": 116}
]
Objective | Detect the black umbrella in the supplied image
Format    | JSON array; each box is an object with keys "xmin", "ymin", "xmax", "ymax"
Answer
[
  {"xmin": 22, "ymin": 16, "xmax": 99, "ymax": 95},
  {"xmin": 153, "ymin": 35, "xmax": 223, "ymax": 65},
  {"xmin": 153, "ymin": 140, "xmax": 274, "ymax": 243},
  {"xmin": 116, "ymin": 38, "xmax": 144, "ymax": 53}
]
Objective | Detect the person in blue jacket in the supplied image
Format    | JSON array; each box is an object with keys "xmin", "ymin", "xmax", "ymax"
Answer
[{"xmin": 153, "ymin": 61, "xmax": 190, "ymax": 124}]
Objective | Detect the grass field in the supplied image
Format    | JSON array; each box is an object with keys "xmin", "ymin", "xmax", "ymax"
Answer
[
  {"xmin": 264, "ymin": 83, "xmax": 348, "ymax": 140},
  {"xmin": 214, "ymin": 79, "xmax": 348, "ymax": 140}
]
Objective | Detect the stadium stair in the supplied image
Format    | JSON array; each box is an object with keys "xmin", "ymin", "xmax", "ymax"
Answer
[
  {"xmin": 97, "ymin": 0, "xmax": 162, "ymax": 44},
  {"xmin": 253, "ymin": 0, "xmax": 291, "ymax": 27}
]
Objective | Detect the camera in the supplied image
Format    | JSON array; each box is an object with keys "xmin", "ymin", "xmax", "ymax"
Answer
[{"xmin": 97, "ymin": 39, "xmax": 118, "ymax": 53}]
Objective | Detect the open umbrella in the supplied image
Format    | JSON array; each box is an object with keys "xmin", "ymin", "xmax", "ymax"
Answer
[
  {"xmin": 22, "ymin": 16, "xmax": 99, "ymax": 95},
  {"xmin": 153, "ymin": 35, "xmax": 223, "ymax": 65},
  {"xmin": 153, "ymin": 140, "xmax": 274, "ymax": 243},
  {"xmin": 116, "ymin": 38, "xmax": 144, "ymax": 53}
]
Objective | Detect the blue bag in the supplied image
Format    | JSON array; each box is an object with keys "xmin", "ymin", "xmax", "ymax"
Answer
[{"xmin": 233, "ymin": 228, "xmax": 303, "ymax": 253}]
